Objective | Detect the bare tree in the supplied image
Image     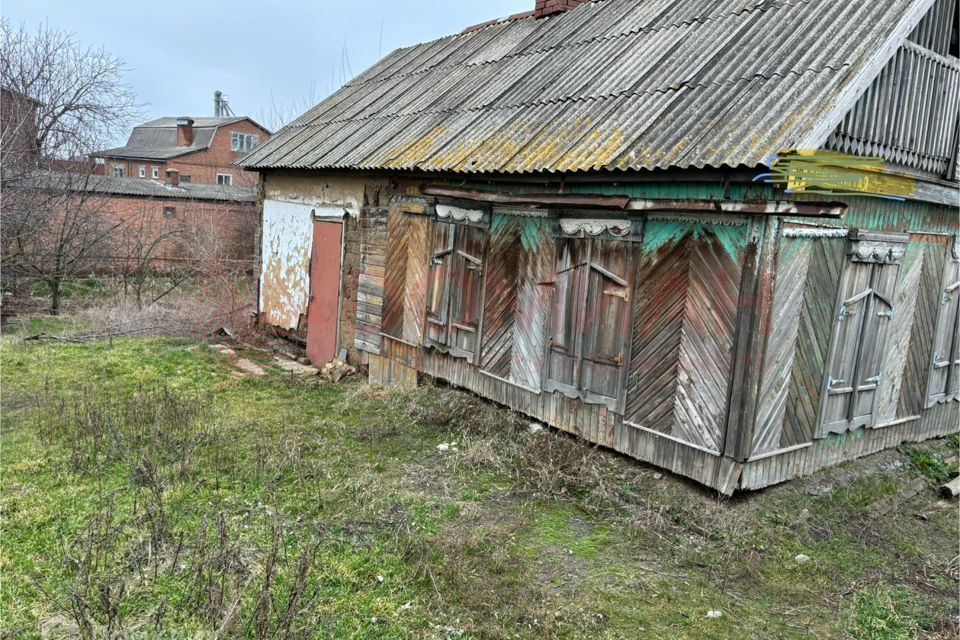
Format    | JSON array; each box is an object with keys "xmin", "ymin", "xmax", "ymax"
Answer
[{"xmin": 1, "ymin": 20, "xmax": 140, "ymax": 313}]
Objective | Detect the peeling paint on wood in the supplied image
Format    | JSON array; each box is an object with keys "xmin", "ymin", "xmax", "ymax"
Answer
[{"xmin": 260, "ymin": 199, "xmax": 315, "ymax": 330}]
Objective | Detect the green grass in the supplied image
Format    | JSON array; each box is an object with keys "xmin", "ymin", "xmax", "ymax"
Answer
[
  {"xmin": 898, "ymin": 444, "xmax": 955, "ymax": 483},
  {"xmin": 2, "ymin": 335, "xmax": 957, "ymax": 639}
]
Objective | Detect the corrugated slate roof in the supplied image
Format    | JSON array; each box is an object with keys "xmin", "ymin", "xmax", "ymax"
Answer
[
  {"xmin": 240, "ymin": 0, "xmax": 932, "ymax": 174},
  {"xmin": 35, "ymin": 172, "xmax": 256, "ymax": 202}
]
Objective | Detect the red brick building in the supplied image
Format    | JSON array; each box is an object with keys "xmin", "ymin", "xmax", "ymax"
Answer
[
  {"xmin": 0, "ymin": 86, "xmax": 40, "ymax": 171},
  {"xmin": 94, "ymin": 116, "xmax": 270, "ymax": 187}
]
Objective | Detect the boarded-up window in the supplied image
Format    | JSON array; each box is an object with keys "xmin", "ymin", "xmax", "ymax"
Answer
[
  {"xmin": 927, "ymin": 240, "xmax": 960, "ymax": 405},
  {"xmin": 545, "ymin": 237, "xmax": 634, "ymax": 409},
  {"xmin": 820, "ymin": 232, "xmax": 907, "ymax": 434},
  {"xmin": 425, "ymin": 221, "xmax": 486, "ymax": 360}
]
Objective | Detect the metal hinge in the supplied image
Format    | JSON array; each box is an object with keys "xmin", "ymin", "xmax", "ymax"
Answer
[
  {"xmin": 827, "ymin": 376, "xmax": 844, "ymax": 390},
  {"xmin": 838, "ymin": 305, "xmax": 847, "ymax": 321},
  {"xmin": 865, "ymin": 373, "xmax": 881, "ymax": 383},
  {"xmin": 877, "ymin": 307, "xmax": 894, "ymax": 318}
]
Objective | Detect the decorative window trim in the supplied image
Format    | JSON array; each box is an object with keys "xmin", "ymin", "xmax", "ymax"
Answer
[
  {"xmin": 436, "ymin": 203, "xmax": 484, "ymax": 223},
  {"xmin": 558, "ymin": 218, "xmax": 632, "ymax": 237}
]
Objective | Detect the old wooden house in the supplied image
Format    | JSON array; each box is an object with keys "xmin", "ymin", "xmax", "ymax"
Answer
[{"xmin": 240, "ymin": 0, "xmax": 959, "ymax": 493}]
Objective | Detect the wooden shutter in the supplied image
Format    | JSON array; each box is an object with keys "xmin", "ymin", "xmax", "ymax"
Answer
[
  {"xmin": 581, "ymin": 240, "xmax": 633, "ymax": 406},
  {"xmin": 448, "ymin": 224, "xmax": 485, "ymax": 359},
  {"xmin": 546, "ymin": 237, "xmax": 634, "ymax": 410},
  {"xmin": 424, "ymin": 221, "xmax": 487, "ymax": 360},
  {"xmin": 821, "ymin": 233, "xmax": 906, "ymax": 434},
  {"xmin": 546, "ymin": 239, "xmax": 588, "ymax": 397},
  {"xmin": 928, "ymin": 254, "xmax": 960, "ymax": 403},
  {"xmin": 425, "ymin": 222, "xmax": 454, "ymax": 348}
]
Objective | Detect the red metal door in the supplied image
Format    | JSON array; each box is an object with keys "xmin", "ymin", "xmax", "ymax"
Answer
[{"xmin": 306, "ymin": 220, "xmax": 343, "ymax": 365}]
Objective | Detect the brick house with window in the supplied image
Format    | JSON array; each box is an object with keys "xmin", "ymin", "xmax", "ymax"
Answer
[{"xmin": 94, "ymin": 116, "xmax": 270, "ymax": 187}]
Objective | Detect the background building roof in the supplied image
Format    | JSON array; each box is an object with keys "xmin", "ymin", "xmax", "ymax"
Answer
[
  {"xmin": 240, "ymin": 0, "xmax": 934, "ymax": 174},
  {"xmin": 35, "ymin": 172, "xmax": 256, "ymax": 202},
  {"xmin": 96, "ymin": 116, "xmax": 268, "ymax": 161}
]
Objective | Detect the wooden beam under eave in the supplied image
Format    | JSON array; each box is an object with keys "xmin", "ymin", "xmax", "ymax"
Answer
[{"xmin": 421, "ymin": 184, "xmax": 846, "ymax": 217}]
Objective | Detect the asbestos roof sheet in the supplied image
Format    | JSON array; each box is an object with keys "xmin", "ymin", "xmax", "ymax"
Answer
[
  {"xmin": 35, "ymin": 172, "xmax": 256, "ymax": 202},
  {"xmin": 241, "ymin": 0, "xmax": 931, "ymax": 174}
]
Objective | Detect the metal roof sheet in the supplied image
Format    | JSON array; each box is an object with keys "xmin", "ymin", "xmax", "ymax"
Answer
[{"xmin": 241, "ymin": 0, "xmax": 933, "ymax": 174}]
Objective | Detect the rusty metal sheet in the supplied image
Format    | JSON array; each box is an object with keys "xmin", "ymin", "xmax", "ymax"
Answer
[{"xmin": 259, "ymin": 199, "xmax": 315, "ymax": 330}]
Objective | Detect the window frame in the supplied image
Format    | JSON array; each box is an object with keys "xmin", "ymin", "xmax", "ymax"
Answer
[
  {"xmin": 926, "ymin": 237, "xmax": 960, "ymax": 406},
  {"xmin": 163, "ymin": 206, "xmax": 176, "ymax": 218},
  {"xmin": 423, "ymin": 205, "xmax": 490, "ymax": 362},
  {"xmin": 231, "ymin": 131, "xmax": 259, "ymax": 153},
  {"xmin": 818, "ymin": 230, "xmax": 908, "ymax": 434},
  {"xmin": 112, "ymin": 166, "xmax": 123, "ymax": 177},
  {"xmin": 216, "ymin": 173, "xmax": 233, "ymax": 186},
  {"xmin": 179, "ymin": 175, "xmax": 191, "ymax": 183},
  {"xmin": 138, "ymin": 166, "xmax": 145, "ymax": 178},
  {"xmin": 151, "ymin": 167, "xmax": 159, "ymax": 179}
]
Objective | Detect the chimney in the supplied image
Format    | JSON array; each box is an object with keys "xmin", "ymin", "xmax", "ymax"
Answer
[
  {"xmin": 534, "ymin": 0, "xmax": 589, "ymax": 17},
  {"xmin": 165, "ymin": 168, "xmax": 180, "ymax": 187},
  {"xmin": 176, "ymin": 118, "xmax": 194, "ymax": 146}
]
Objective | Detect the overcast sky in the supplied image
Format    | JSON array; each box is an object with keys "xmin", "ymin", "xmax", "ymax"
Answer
[{"xmin": 2, "ymin": 0, "xmax": 530, "ymax": 143}]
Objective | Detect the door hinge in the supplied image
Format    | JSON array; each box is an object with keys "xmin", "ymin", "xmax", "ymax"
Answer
[
  {"xmin": 838, "ymin": 305, "xmax": 847, "ymax": 321},
  {"xmin": 827, "ymin": 376, "xmax": 844, "ymax": 390},
  {"xmin": 864, "ymin": 373, "xmax": 881, "ymax": 384},
  {"xmin": 877, "ymin": 307, "xmax": 894, "ymax": 318}
]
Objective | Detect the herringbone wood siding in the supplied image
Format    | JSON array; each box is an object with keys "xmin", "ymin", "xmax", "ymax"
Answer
[
  {"xmin": 782, "ymin": 237, "xmax": 846, "ymax": 446},
  {"xmin": 900, "ymin": 236, "xmax": 949, "ymax": 415},
  {"xmin": 480, "ymin": 218, "xmax": 520, "ymax": 377},
  {"xmin": 381, "ymin": 212, "xmax": 409, "ymax": 339},
  {"xmin": 625, "ymin": 238, "xmax": 690, "ymax": 432},
  {"xmin": 752, "ymin": 238, "xmax": 812, "ymax": 455},
  {"xmin": 672, "ymin": 234, "xmax": 743, "ymax": 452},
  {"xmin": 876, "ymin": 240, "xmax": 925, "ymax": 422},
  {"xmin": 625, "ymin": 225, "xmax": 745, "ymax": 451},
  {"xmin": 513, "ymin": 220, "xmax": 553, "ymax": 390},
  {"xmin": 403, "ymin": 215, "xmax": 430, "ymax": 344}
]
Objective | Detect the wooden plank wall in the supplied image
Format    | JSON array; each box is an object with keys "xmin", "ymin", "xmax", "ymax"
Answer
[
  {"xmin": 752, "ymin": 235, "xmax": 813, "ymax": 455},
  {"xmin": 780, "ymin": 235, "xmax": 847, "ymax": 447},
  {"xmin": 373, "ymin": 338, "xmax": 740, "ymax": 493},
  {"xmin": 354, "ymin": 188, "xmax": 389, "ymax": 355},
  {"xmin": 362, "ymin": 199, "xmax": 958, "ymax": 492},
  {"xmin": 899, "ymin": 235, "xmax": 950, "ymax": 415},
  {"xmin": 624, "ymin": 221, "xmax": 749, "ymax": 454},
  {"xmin": 741, "ymin": 401, "xmax": 958, "ymax": 490},
  {"xmin": 751, "ymin": 228, "xmax": 956, "ymax": 463}
]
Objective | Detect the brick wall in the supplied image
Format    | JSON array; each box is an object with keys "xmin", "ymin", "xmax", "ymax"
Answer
[{"xmin": 84, "ymin": 193, "xmax": 257, "ymax": 271}]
